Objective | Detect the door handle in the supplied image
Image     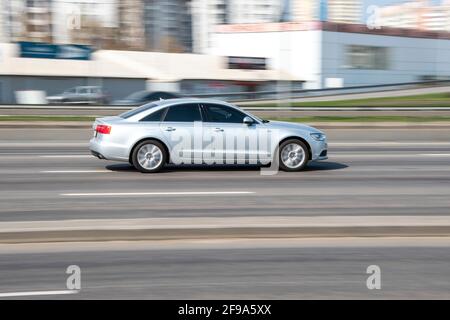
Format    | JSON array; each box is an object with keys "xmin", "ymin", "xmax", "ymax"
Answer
[
  {"xmin": 214, "ymin": 128, "xmax": 224, "ymax": 132},
  {"xmin": 165, "ymin": 127, "xmax": 176, "ymax": 132}
]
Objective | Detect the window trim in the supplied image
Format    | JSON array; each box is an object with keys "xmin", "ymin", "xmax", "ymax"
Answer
[{"xmin": 119, "ymin": 102, "xmax": 160, "ymax": 119}]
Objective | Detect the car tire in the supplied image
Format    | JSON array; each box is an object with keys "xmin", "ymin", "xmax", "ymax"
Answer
[
  {"xmin": 132, "ymin": 140, "xmax": 167, "ymax": 173},
  {"xmin": 278, "ymin": 139, "xmax": 309, "ymax": 172}
]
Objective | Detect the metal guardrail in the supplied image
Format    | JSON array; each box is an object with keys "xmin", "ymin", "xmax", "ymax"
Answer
[
  {"xmin": 182, "ymin": 80, "xmax": 450, "ymax": 102},
  {"xmin": 0, "ymin": 80, "xmax": 449, "ymax": 107}
]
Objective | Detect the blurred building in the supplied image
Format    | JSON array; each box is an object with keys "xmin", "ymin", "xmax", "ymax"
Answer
[
  {"xmin": 211, "ymin": 22, "xmax": 450, "ymax": 89},
  {"xmin": 192, "ymin": 0, "xmax": 363, "ymax": 53},
  {"xmin": 191, "ymin": 0, "xmax": 229, "ymax": 53},
  {"xmin": 144, "ymin": 0, "xmax": 192, "ymax": 52},
  {"xmin": 2, "ymin": 0, "xmax": 53, "ymax": 42},
  {"xmin": 117, "ymin": 0, "xmax": 145, "ymax": 50},
  {"xmin": 52, "ymin": 0, "xmax": 118, "ymax": 45},
  {"xmin": 291, "ymin": 0, "xmax": 361, "ymax": 23},
  {"xmin": 230, "ymin": 0, "xmax": 282, "ymax": 23},
  {"xmin": 0, "ymin": 41, "xmax": 301, "ymax": 103},
  {"xmin": 328, "ymin": 0, "xmax": 361, "ymax": 23},
  {"xmin": 377, "ymin": 0, "xmax": 450, "ymax": 32},
  {"xmin": 23, "ymin": 0, "xmax": 53, "ymax": 42},
  {"xmin": 291, "ymin": 0, "xmax": 317, "ymax": 22},
  {"xmin": 0, "ymin": 2, "xmax": 4, "ymax": 42}
]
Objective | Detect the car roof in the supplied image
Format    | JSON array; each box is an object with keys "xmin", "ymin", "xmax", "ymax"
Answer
[
  {"xmin": 123, "ymin": 97, "xmax": 261, "ymax": 123},
  {"xmin": 155, "ymin": 97, "xmax": 233, "ymax": 106}
]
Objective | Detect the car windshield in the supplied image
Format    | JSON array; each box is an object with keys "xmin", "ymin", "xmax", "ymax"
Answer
[{"xmin": 119, "ymin": 102, "xmax": 159, "ymax": 119}]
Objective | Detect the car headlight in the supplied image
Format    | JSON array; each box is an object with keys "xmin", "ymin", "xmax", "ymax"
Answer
[{"xmin": 310, "ymin": 133, "xmax": 326, "ymax": 141}]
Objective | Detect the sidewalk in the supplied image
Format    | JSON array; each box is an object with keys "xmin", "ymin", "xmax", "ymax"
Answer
[{"xmin": 1, "ymin": 216, "xmax": 449, "ymax": 243}]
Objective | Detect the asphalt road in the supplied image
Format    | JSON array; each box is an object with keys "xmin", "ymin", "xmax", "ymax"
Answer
[
  {"xmin": 1, "ymin": 126, "xmax": 450, "ymax": 299},
  {"xmin": 0, "ymin": 127, "xmax": 450, "ymax": 222},
  {"xmin": 0, "ymin": 238, "xmax": 449, "ymax": 299}
]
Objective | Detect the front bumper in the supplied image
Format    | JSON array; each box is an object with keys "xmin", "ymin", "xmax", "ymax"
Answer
[{"xmin": 311, "ymin": 140, "xmax": 328, "ymax": 161}]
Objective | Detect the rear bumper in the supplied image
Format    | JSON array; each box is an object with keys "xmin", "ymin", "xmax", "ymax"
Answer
[
  {"xmin": 89, "ymin": 138, "xmax": 128, "ymax": 161},
  {"xmin": 90, "ymin": 149, "xmax": 106, "ymax": 159}
]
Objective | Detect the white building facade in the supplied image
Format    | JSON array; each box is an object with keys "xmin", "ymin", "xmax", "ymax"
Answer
[{"xmin": 210, "ymin": 22, "xmax": 450, "ymax": 89}]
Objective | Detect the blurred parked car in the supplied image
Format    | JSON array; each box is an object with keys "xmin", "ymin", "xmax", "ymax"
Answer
[
  {"xmin": 112, "ymin": 91, "xmax": 180, "ymax": 105},
  {"xmin": 47, "ymin": 86, "xmax": 110, "ymax": 105}
]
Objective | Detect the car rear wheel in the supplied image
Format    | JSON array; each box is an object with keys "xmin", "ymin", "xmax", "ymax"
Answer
[
  {"xmin": 132, "ymin": 140, "xmax": 167, "ymax": 173},
  {"xmin": 279, "ymin": 139, "xmax": 309, "ymax": 172}
]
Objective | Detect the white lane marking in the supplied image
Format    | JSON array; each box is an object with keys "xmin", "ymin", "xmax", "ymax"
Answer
[
  {"xmin": 42, "ymin": 170, "xmax": 110, "ymax": 173},
  {"xmin": 0, "ymin": 290, "xmax": 78, "ymax": 298},
  {"xmin": 420, "ymin": 153, "xmax": 450, "ymax": 157},
  {"xmin": 61, "ymin": 191, "xmax": 255, "ymax": 197},
  {"xmin": 39, "ymin": 155, "xmax": 91, "ymax": 158},
  {"xmin": 332, "ymin": 153, "xmax": 450, "ymax": 158}
]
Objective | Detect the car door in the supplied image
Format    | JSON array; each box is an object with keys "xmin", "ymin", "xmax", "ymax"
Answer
[
  {"xmin": 76, "ymin": 87, "xmax": 89, "ymax": 103},
  {"xmin": 160, "ymin": 103, "xmax": 203, "ymax": 164},
  {"xmin": 201, "ymin": 103, "xmax": 269, "ymax": 164},
  {"xmin": 62, "ymin": 87, "xmax": 77, "ymax": 102},
  {"xmin": 90, "ymin": 87, "xmax": 100, "ymax": 104}
]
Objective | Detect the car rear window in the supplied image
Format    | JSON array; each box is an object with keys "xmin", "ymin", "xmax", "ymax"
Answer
[
  {"xmin": 140, "ymin": 108, "xmax": 167, "ymax": 122},
  {"xmin": 119, "ymin": 102, "xmax": 159, "ymax": 119}
]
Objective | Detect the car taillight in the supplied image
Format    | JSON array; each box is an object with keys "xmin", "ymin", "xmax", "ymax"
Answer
[{"xmin": 95, "ymin": 124, "xmax": 111, "ymax": 134}]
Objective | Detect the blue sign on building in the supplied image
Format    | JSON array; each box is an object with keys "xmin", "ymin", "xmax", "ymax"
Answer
[{"xmin": 18, "ymin": 42, "xmax": 92, "ymax": 60}]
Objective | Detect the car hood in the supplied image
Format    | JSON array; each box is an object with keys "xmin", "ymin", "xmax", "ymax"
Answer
[{"xmin": 264, "ymin": 120, "xmax": 323, "ymax": 134}]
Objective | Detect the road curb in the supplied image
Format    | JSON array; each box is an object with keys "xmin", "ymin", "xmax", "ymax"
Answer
[
  {"xmin": 1, "ymin": 226, "xmax": 450, "ymax": 244},
  {"xmin": 2, "ymin": 216, "xmax": 450, "ymax": 243}
]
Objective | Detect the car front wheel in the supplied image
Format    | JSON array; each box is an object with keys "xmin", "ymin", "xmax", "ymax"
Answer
[{"xmin": 278, "ymin": 139, "xmax": 309, "ymax": 172}]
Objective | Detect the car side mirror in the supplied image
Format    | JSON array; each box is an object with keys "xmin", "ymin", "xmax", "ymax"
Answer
[{"xmin": 243, "ymin": 116, "xmax": 254, "ymax": 125}]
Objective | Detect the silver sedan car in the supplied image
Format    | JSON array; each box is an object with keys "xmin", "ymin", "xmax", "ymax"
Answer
[{"xmin": 89, "ymin": 98, "xmax": 328, "ymax": 173}]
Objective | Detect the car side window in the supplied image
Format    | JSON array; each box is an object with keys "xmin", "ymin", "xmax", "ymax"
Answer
[
  {"xmin": 163, "ymin": 104, "xmax": 202, "ymax": 122},
  {"xmin": 140, "ymin": 108, "xmax": 166, "ymax": 122},
  {"xmin": 203, "ymin": 103, "xmax": 247, "ymax": 123}
]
